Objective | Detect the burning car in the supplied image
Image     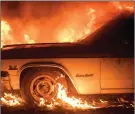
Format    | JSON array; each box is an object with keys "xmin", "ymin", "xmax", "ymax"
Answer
[{"xmin": 1, "ymin": 12, "xmax": 134, "ymax": 106}]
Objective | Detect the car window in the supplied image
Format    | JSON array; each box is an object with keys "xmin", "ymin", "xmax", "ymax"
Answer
[{"xmin": 82, "ymin": 13, "xmax": 134, "ymax": 57}]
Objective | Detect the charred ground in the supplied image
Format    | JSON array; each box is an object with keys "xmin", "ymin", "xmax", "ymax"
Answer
[{"xmin": 1, "ymin": 106, "xmax": 134, "ymax": 114}]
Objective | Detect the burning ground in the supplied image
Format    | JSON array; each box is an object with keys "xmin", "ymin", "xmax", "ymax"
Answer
[{"xmin": 1, "ymin": 83, "xmax": 134, "ymax": 111}]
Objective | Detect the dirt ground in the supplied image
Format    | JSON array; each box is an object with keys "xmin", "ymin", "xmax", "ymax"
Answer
[{"xmin": 1, "ymin": 106, "xmax": 134, "ymax": 114}]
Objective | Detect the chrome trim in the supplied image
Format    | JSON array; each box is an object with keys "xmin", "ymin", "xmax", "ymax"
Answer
[{"xmin": 19, "ymin": 63, "xmax": 79, "ymax": 94}]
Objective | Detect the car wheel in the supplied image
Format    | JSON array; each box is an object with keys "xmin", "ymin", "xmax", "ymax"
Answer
[{"xmin": 20, "ymin": 68, "xmax": 67, "ymax": 107}]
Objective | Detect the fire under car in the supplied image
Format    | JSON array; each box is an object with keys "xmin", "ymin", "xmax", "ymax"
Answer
[{"xmin": 1, "ymin": 12, "xmax": 134, "ymax": 106}]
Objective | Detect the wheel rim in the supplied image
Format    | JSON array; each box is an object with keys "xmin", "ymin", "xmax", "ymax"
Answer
[{"xmin": 30, "ymin": 74, "xmax": 57, "ymax": 102}]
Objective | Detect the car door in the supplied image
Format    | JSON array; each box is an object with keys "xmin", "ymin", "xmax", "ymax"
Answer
[
  {"xmin": 56, "ymin": 44, "xmax": 101, "ymax": 94},
  {"xmin": 80, "ymin": 13, "xmax": 134, "ymax": 93},
  {"xmin": 101, "ymin": 58, "xmax": 134, "ymax": 89},
  {"xmin": 100, "ymin": 13, "xmax": 134, "ymax": 90}
]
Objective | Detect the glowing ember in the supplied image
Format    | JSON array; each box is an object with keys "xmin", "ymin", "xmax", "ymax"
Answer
[
  {"xmin": 1, "ymin": 93, "xmax": 24, "ymax": 106},
  {"xmin": 99, "ymin": 99, "xmax": 108, "ymax": 103},
  {"xmin": 39, "ymin": 98, "xmax": 55, "ymax": 109}
]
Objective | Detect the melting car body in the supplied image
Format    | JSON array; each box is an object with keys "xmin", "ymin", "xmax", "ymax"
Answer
[{"xmin": 1, "ymin": 12, "xmax": 134, "ymax": 105}]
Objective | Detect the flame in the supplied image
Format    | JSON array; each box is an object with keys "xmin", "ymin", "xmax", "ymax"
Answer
[
  {"xmin": 1, "ymin": 93, "xmax": 24, "ymax": 106},
  {"xmin": 24, "ymin": 34, "xmax": 35, "ymax": 44},
  {"xmin": 1, "ymin": 21, "xmax": 35, "ymax": 48},
  {"xmin": 57, "ymin": 83, "xmax": 98, "ymax": 109},
  {"xmin": 58, "ymin": 8, "xmax": 96, "ymax": 42},
  {"xmin": 1, "ymin": 83, "xmax": 134, "ymax": 110},
  {"xmin": 38, "ymin": 83, "xmax": 100, "ymax": 110},
  {"xmin": 1, "ymin": 2, "xmax": 134, "ymax": 110},
  {"xmin": 1, "ymin": 21, "xmax": 13, "ymax": 48},
  {"xmin": 1, "ymin": 2, "xmax": 134, "ymax": 47},
  {"xmin": 58, "ymin": 28, "xmax": 75, "ymax": 42},
  {"xmin": 39, "ymin": 98, "xmax": 55, "ymax": 109},
  {"xmin": 113, "ymin": 1, "xmax": 134, "ymax": 12}
]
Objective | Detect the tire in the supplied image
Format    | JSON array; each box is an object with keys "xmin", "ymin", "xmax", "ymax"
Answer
[{"xmin": 20, "ymin": 68, "xmax": 68, "ymax": 107}]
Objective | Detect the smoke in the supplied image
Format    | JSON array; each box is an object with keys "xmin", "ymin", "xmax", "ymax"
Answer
[{"xmin": 1, "ymin": 1, "xmax": 134, "ymax": 44}]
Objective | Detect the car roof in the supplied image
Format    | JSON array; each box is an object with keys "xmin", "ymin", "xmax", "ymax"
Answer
[{"xmin": 80, "ymin": 12, "xmax": 134, "ymax": 44}]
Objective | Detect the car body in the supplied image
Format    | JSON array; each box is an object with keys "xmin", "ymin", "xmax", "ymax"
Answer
[{"xmin": 1, "ymin": 13, "xmax": 134, "ymax": 98}]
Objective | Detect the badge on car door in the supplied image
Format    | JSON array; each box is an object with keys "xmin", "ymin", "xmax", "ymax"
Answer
[
  {"xmin": 76, "ymin": 74, "xmax": 94, "ymax": 77},
  {"xmin": 8, "ymin": 65, "xmax": 18, "ymax": 70}
]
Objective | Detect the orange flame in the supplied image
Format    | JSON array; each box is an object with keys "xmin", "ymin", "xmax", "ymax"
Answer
[
  {"xmin": 1, "ymin": 83, "xmax": 134, "ymax": 110},
  {"xmin": 38, "ymin": 83, "xmax": 100, "ymax": 110},
  {"xmin": 57, "ymin": 83, "xmax": 99, "ymax": 109},
  {"xmin": 39, "ymin": 98, "xmax": 55, "ymax": 109},
  {"xmin": 1, "ymin": 21, "xmax": 13, "ymax": 48},
  {"xmin": 1, "ymin": 2, "xmax": 134, "ymax": 47},
  {"xmin": 113, "ymin": 1, "xmax": 134, "ymax": 12},
  {"xmin": 1, "ymin": 21, "xmax": 35, "ymax": 48},
  {"xmin": 58, "ymin": 8, "xmax": 96, "ymax": 43},
  {"xmin": 1, "ymin": 93, "xmax": 24, "ymax": 106},
  {"xmin": 24, "ymin": 34, "xmax": 35, "ymax": 44}
]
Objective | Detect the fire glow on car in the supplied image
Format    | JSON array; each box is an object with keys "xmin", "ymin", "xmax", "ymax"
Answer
[{"xmin": 1, "ymin": 1, "xmax": 134, "ymax": 110}]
